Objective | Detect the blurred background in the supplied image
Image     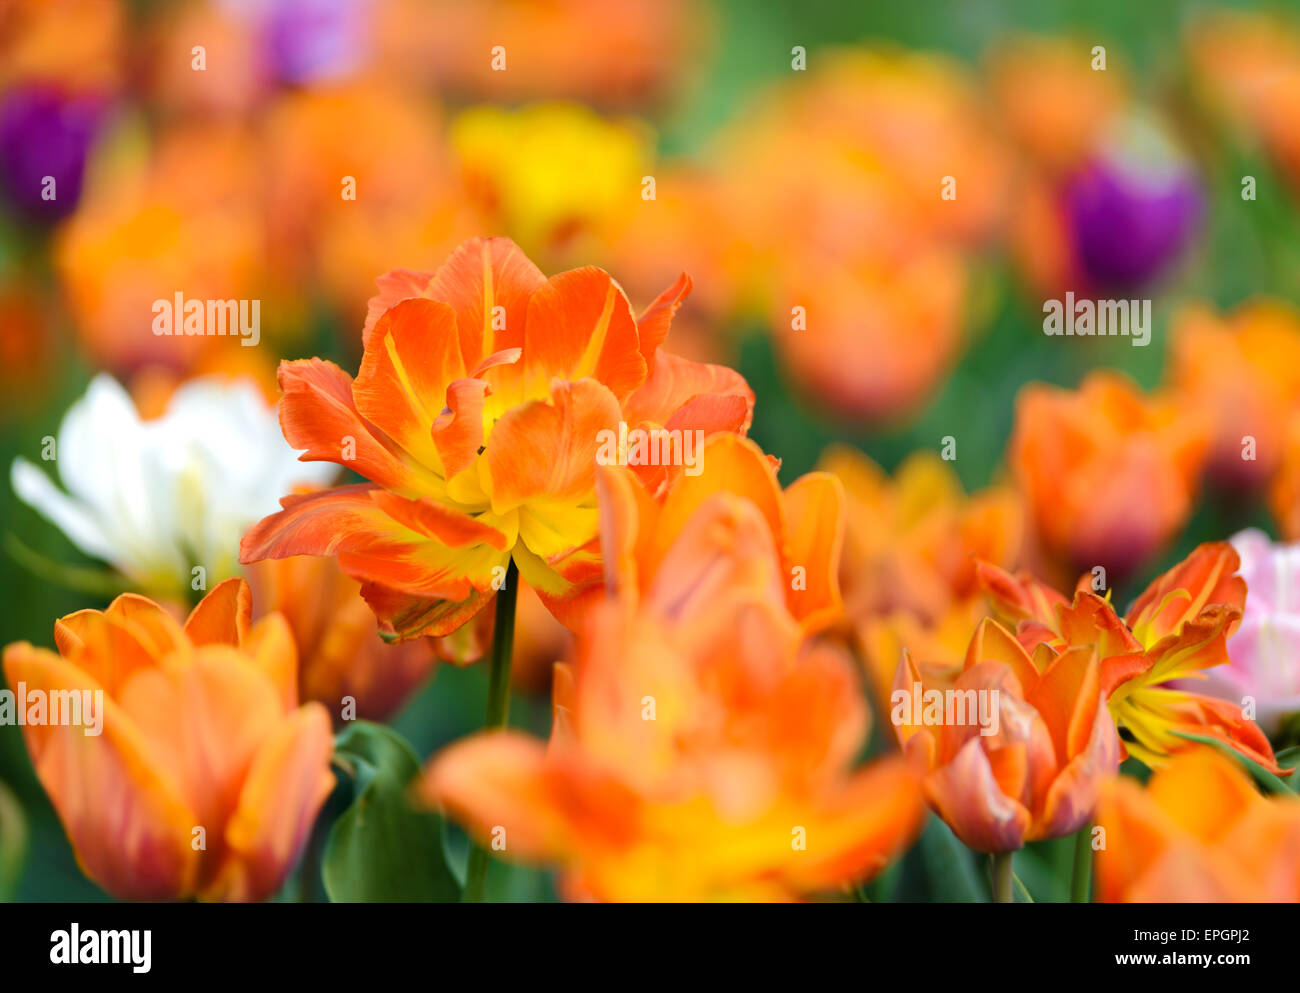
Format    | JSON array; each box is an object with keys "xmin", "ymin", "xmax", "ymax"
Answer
[{"xmin": 4, "ymin": 0, "xmax": 1300, "ymax": 901}]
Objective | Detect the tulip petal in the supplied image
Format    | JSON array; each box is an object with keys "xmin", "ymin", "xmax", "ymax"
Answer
[
  {"xmin": 422, "ymin": 730, "xmax": 579, "ymax": 862},
  {"xmin": 53, "ymin": 604, "xmax": 170, "ymax": 697},
  {"xmin": 276, "ymin": 359, "xmax": 423, "ymax": 493},
  {"xmin": 622, "ymin": 350, "xmax": 754, "ymax": 431},
  {"xmin": 1128, "ymin": 541, "xmax": 1246, "ymax": 646},
  {"xmin": 362, "ymin": 267, "xmax": 433, "ymax": 346},
  {"xmin": 925, "ymin": 735, "xmax": 1032, "ymax": 854},
  {"xmin": 203, "ymin": 703, "xmax": 334, "ymax": 902},
  {"xmin": 486, "ymin": 378, "xmax": 622, "ymax": 515},
  {"xmin": 524, "ymin": 267, "xmax": 646, "ymax": 400},
  {"xmin": 432, "ymin": 378, "xmax": 491, "ymax": 480},
  {"xmin": 183, "ymin": 577, "xmax": 252, "ymax": 648},
  {"xmin": 779, "ymin": 473, "xmax": 845, "ymax": 633},
  {"xmin": 354, "ymin": 298, "xmax": 465, "ymax": 473},
  {"xmin": 116, "ymin": 648, "xmax": 283, "ymax": 852},
  {"xmin": 424, "ymin": 236, "xmax": 545, "ymax": 371},
  {"xmin": 635, "ymin": 272, "xmax": 691, "ymax": 366},
  {"xmin": 2, "ymin": 644, "xmax": 200, "ymax": 900},
  {"xmin": 360, "ymin": 578, "xmax": 496, "ymax": 641}
]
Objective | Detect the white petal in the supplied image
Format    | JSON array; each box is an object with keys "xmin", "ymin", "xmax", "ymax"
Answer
[{"xmin": 10, "ymin": 457, "xmax": 118, "ymax": 564}]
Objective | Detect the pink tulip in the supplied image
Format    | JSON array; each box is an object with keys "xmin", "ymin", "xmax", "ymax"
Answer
[{"xmin": 1181, "ymin": 529, "xmax": 1300, "ymax": 735}]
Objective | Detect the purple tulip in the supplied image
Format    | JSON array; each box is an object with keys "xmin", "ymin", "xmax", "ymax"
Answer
[
  {"xmin": 0, "ymin": 85, "xmax": 106, "ymax": 222},
  {"xmin": 262, "ymin": 0, "xmax": 372, "ymax": 86},
  {"xmin": 1063, "ymin": 117, "xmax": 1203, "ymax": 293}
]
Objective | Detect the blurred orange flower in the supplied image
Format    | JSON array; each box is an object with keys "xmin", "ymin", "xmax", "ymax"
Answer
[
  {"xmin": 263, "ymin": 80, "xmax": 468, "ymax": 319},
  {"xmin": 1167, "ymin": 299, "xmax": 1300, "ymax": 492},
  {"xmin": 1, "ymin": 579, "xmax": 334, "ymax": 901},
  {"xmin": 821, "ymin": 446, "xmax": 1022, "ymax": 707},
  {"xmin": 1097, "ymin": 748, "xmax": 1300, "ymax": 901},
  {"xmin": 245, "ymin": 556, "xmax": 436, "ymax": 723},
  {"xmin": 595, "ymin": 164, "xmax": 744, "ymax": 365},
  {"xmin": 894, "ymin": 619, "xmax": 1119, "ymax": 853},
  {"xmin": 388, "ymin": 0, "xmax": 701, "ymax": 107},
  {"xmin": 1186, "ymin": 10, "xmax": 1300, "ymax": 193},
  {"xmin": 714, "ymin": 48, "xmax": 1008, "ymax": 423},
  {"xmin": 980, "ymin": 542, "xmax": 1287, "ymax": 775},
  {"xmin": 987, "ymin": 35, "xmax": 1127, "ymax": 177},
  {"xmin": 1008, "ymin": 371, "xmax": 1208, "ymax": 584},
  {"xmin": 599, "ymin": 433, "xmax": 845, "ymax": 635},
  {"xmin": 1270, "ymin": 418, "xmax": 1300, "ymax": 541},
  {"xmin": 241, "ymin": 236, "xmax": 753, "ymax": 641},
  {"xmin": 55, "ymin": 123, "xmax": 268, "ymax": 378},
  {"xmin": 0, "ymin": 0, "xmax": 123, "ymax": 91},
  {"xmin": 424, "ymin": 442, "xmax": 921, "ymax": 900}
]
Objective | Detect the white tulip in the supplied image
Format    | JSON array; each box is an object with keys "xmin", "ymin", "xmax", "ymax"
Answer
[{"xmin": 11, "ymin": 373, "xmax": 335, "ymax": 599}]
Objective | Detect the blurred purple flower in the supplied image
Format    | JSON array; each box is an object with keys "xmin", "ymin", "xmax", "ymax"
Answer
[
  {"xmin": 262, "ymin": 0, "xmax": 372, "ymax": 85},
  {"xmin": 0, "ymin": 85, "xmax": 106, "ymax": 222},
  {"xmin": 1063, "ymin": 116, "xmax": 1203, "ymax": 293}
]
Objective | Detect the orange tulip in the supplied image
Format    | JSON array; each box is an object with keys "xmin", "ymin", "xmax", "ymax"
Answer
[
  {"xmin": 244, "ymin": 556, "xmax": 437, "ymax": 723},
  {"xmin": 714, "ymin": 48, "xmax": 1008, "ymax": 423},
  {"xmin": 1097, "ymin": 748, "xmax": 1300, "ymax": 901},
  {"xmin": 1008, "ymin": 371, "xmax": 1208, "ymax": 584},
  {"xmin": 394, "ymin": 0, "xmax": 699, "ymax": 107},
  {"xmin": 598, "ymin": 432, "xmax": 845, "ymax": 635},
  {"xmin": 894, "ymin": 618, "xmax": 1120, "ymax": 853},
  {"xmin": 987, "ymin": 36, "xmax": 1127, "ymax": 178},
  {"xmin": 241, "ymin": 236, "xmax": 753, "ymax": 641},
  {"xmin": 262, "ymin": 81, "xmax": 468, "ymax": 319},
  {"xmin": 979, "ymin": 542, "xmax": 1288, "ymax": 776},
  {"xmin": 423, "ymin": 436, "xmax": 921, "ymax": 900},
  {"xmin": 1167, "ymin": 299, "xmax": 1300, "ymax": 492},
  {"xmin": 1186, "ymin": 10, "xmax": 1300, "ymax": 194},
  {"xmin": 821, "ymin": 446, "xmax": 1023, "ymax": 706},
  {"xmin": 1, "ymin": 579, "xmax": 334, "ymax": 901},
  {"xmin": 55, "ymin": 124, "xmax": 267, "ymax": 378},
  {"xmin": 1270, "ymin": 415, "xmax": 1300, "ymax": 541}
]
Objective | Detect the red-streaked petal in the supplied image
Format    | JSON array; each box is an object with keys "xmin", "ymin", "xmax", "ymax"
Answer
[
  {"xmin": 361, "ymin": 580, "xmax": 496, "ymax": 642},
  {"xmin": 1127, "ymin": 542, "xmax": 1246, "ymax": 644},
  {"xmin": 276, "ymin": 358, "xmax": 416, "ymax": 492},
  {"xmin": 240, "ymin": 485, "xmax": 406, "ymax": 563}
]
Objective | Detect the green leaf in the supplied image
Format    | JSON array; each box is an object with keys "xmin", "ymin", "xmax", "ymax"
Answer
[
  {"xmin": 1171, "ymin": 731, "xmax": 1296, "ymax": 796},
  {"xmin": 1012, "ymin": 871, "xmax": 1034, "ymax": 904},
  {"xmin": 322, "ymin": 721, "xmax": 460, "ymax": 902},
  {"xmin": 4, "ymin": 532, "xmax": 130, "ymax": 598},
  {"xmin": 0, "ymin": 777, "xmax": 28, "ymax": 901},
  {"xmin": 918, "ymin": 817, "xmax": 986, "ymax": 902},
  {"xmin": 1273, "ymin": 744, "xmax": 1300, "ymax": 770}
]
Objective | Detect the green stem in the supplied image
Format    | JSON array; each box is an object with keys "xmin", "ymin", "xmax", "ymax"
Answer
[
  {"xmin": 462, "ymin": 559, "xmax": 519, "ymax": 903},
  {"xmin": 990, "ymin": 851, "xmax": 1014, "ymax": 904},
  {"xmin": 1071, "ymin": 824, "xmax": 1093, "ymax": 903}
]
